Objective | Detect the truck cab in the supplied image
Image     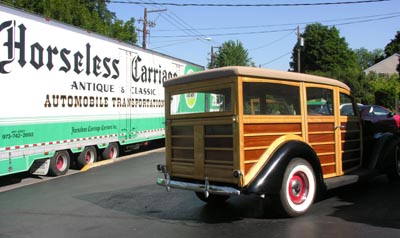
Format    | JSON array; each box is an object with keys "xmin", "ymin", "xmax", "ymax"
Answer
[{"xmin": 157, "ymin": 66, "xmax": 400, "ymax": 217}]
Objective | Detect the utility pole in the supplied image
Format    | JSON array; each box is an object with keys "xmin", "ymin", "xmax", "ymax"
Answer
[
  {"xmin": 297, "ymin": 26, "xmax": 304, "ymax": 73},
  {"xmin": 210, "ymin": 46, "xmax": 220, "ymax": 68},
  {"xmin": 142, "ymin": 8, "xmax": 148, "ymax": 49},
  {"xmin": 297, "ymin": 26, "xmax": 301, "ymax": 73},
  {"xmin": 139, "ymin": 8, "xmax": 166, "ymax": 49}
]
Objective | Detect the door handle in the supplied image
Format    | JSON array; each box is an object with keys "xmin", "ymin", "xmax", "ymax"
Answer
[{"xmin": 334, "ymin": 125, "xmax": 346, "ymax": 130}]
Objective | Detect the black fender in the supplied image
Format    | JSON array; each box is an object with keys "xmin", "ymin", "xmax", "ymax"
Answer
[
  {"xmin": 244, "ymin": 140, "xmax": 324, "ymax": 195},
  {"xmin": 370, "ymin": 133, "xmax": 400, "ymax": 171},
  {"xmin": 365, "ymin": 132, "xmax": 393, "ymax": 169}
]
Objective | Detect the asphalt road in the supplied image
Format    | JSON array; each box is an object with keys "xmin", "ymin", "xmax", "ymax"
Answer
[{"xmin": 1, "ymin": 146, "xmax": 400, "ymax": 238}]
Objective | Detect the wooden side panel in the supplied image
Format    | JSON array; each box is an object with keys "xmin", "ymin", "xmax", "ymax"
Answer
[
  {"xmin": 244, "ymin": 123, "xmax": 302, "ymax": 134},
  {"xmin": 168, "ymin": 118, "xmax": 237, "ymax": 183},
  {"xmin": 340, "ymin": 120, "xmax": 362, "ymax": 172},
  {"xmin": 243, "ymin": 122, "xmax": 302, "ymax": 174},
  {"xmin": 169, "ymin": 124, "xmax": 195, "ymax": 178},
  {"xmin": 308, "ymin": 121, "xmax": 336, "ymax": 177}
]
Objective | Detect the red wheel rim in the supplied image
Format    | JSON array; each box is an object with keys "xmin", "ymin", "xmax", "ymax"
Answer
[
  {"xmin": 109, "ymin": 147, "xmax": 115, "ymax": 158},
  {"xmin": 56, "ymin": 156, "xmax": 64, "ymax": 170},
  {"xmin": 85, "ymin": 151, "xmax": 92, "ymax": 163},
  {"xmin": 288, "ymin": 171, "xmax": 309, "ymax": 204}
]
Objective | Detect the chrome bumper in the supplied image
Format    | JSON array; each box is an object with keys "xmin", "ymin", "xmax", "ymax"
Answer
[{"xmin": 156, "ymin": 173, "xmax": 241, "ymax": 197}]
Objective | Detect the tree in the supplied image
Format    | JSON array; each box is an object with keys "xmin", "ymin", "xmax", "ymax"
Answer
[
  {"xmin": 369, "ymin": 73, "xmax": 400, "ymax": 110},
  {"xmin": 209, "ymin": 40, "xmax": 253, "ymax": 68},
  {"xmin": 384, "ymin": 31, "xmax": 400, "ymax": 57},
  {"xmin": 354, "ymin": 48, "xmax": 384, "ymax": 70},
  {"xmin": 384, "ymin": 31, "xmax": 400, "ymax": 77},
  {"xmin": 288, "ymin": 23, "xmax": 375, "ymax": 103},
  {"xmin": 0, "ymin": 0, "xmax": 137, "ymax": 44},
  {"xmin": 290, "ymin": 23, "xmax": 359, "ymax": 73},
  {"xmin": 0, "ymin": 0, "xmax": 42, "ymax": 12}
]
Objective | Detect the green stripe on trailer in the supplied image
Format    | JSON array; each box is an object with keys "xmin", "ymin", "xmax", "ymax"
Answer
[
  {"xmin": 0, "ymin": 117, "xmax": 165, "ymax": 175},
  {"xmin": 1, "ymin": 117, "xmax": 165, "ymax": 148}
]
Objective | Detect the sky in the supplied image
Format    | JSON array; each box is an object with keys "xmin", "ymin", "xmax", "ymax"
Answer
[{"xmin": 108, "ymin": 0, "xmax": 400, "ymax": 71}]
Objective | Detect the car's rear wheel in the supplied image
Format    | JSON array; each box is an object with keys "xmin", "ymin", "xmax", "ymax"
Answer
[{"xmin": 273, "ymin": 158, "xmax": 316, "ymax": 217}]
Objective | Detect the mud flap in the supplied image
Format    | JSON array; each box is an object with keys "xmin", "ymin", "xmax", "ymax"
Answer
[{"xmin": 30, "ymin": 159, "xmax": 50, "ymax": 175}]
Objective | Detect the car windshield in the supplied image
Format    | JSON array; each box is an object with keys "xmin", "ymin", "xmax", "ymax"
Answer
[{"xmin": 359, "ymin": 105, "xmax": 390, "ymax": 116}]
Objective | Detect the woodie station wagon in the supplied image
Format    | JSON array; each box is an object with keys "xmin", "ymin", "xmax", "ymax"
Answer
[{"xmin": 157, "ymin": 66, "xmax": 400, "ymax": 217}]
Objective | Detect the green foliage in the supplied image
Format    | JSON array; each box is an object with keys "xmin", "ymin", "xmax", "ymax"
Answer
[
  {"xmin": 209, "ymin": 40, "xmax": 254, "ymax": 68},
  {"xmin": 0, "ymin": 0, "xmax": 41, "ymax": 12},
  {"xmin": 290, "ymin": 23, "xmax": 359, "ymax": 73},
  {"xmin": 289, "ymin": 23, "xmax": 400, "ymax": 107},
  {"xmin": 308, "ymin": 69, "xmax": 373, "ymax": 104},
  {"xmin": 368, "ymin": 73, "xmax": 400, "ymax": 110},
  {"xmin": 0, "ymin": 0, "xmax": 137, "ymax": 44},
  {"xmin": 384, "ymin": 31, "xmax": 400, "ymax": 76},
  {"xmin": 384, "ymin": 31, "xmax": 400, "ymax": 58},
  {"xmin": 354, "ymin": 48, "xmax": 384, "ymax": 70}
]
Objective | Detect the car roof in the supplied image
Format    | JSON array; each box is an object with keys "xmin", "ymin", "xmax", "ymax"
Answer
[{"xmin": 164, "ymin": 66, "xmax": 351, "ymax": 91}]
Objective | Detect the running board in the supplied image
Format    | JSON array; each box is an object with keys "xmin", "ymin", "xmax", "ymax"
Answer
[{"xmin": 324, "ymin": 169, "xmax": 379, "ymax": 190}]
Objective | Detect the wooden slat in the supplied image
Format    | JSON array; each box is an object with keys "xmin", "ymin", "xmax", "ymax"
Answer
[{"xmin": 244, "ymin": 123, "xmax": 301, "ymax": 134}]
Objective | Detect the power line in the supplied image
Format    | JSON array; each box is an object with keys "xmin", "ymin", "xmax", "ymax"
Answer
[
  {"xmin": 150, "ymin": 13, "xmax": 400, "ymax": 38},
  {"xmin": 153, "ymin": 11, "xmax": 400, "ymax": 32},
  {"xmin": 151, "ymin": 28, "xmax": 297, "ymax": 38},
  {"xmin": 151, "ymin": 38, "xmax": 205, "ymax": 49},
  {"xmin": 114, "ymin": 0, "xmax": 396, "ymax": 68},
  {"xmin": 162, "ymin": 10, "xmax": 213, "ymax": 43},
  {"xmin": 249, "ymin": 30, "xmax": 296, "ymax": 51},
  {"xmin": 133, "ymin": 0, "xmax": 216, "ymax": 47},
  {"xmin": 260, "ymin": 51, "xmax": 292, "ymax": 67},
  {"xmin": 329, "ymin": 14, "xmax": 400, "ymax": 26},
  {"xmin": 109, "ymin": 0, "xmax": 389, "ymax": 7}
]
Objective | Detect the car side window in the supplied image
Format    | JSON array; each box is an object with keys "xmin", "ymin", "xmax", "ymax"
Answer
[
  {"xmin": 340, "ymin": 93, "xmax": 356, "ymax": 116},
  {"xmin": 306, "ymin": 87, "xmax": 334, "ymax": 115},
  {"xmin": 243, "ymin": 82, "xmax": 300, "ymax": 115},
  {"xmin": 372, "ymin": 106, "xmax": 389, "ymax": 116}
]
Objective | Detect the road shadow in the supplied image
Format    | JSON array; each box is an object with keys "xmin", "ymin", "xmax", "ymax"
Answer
[
  {"xmin": 76, "ymin": 184, "xmax": 277, "ymax": 224},
  {"xmin": 77, "ymin": 174, "xmax": 400, "ymax": 228},
  {"xmin": 0, "ymin": 172, "xmax": 41, "ymax": 187},
  {"xmin": 325, "ymin": 175, "xmax": 400, "ymax": 229}
]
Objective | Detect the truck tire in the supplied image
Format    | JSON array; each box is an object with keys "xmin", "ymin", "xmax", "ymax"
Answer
[
  {"xmin": 195, "ymin": 192, "xmax": 230, "ymax": 204},
  {"xmin": 77, "ymin": 146, "xmax": 97, "ymax": 169},
  {"xmin": 273, "ymin": 158, "xmax": 316, "ymax": 217},
  {"xmin": 102, "ymin": 142, "xmax": 119, "ymax": 160},
  {"xmin": 48, "ymin": 151, "xmax": 70, "ymax": 176}
]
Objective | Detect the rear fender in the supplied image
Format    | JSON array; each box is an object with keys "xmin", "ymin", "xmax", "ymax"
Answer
[
  {"xmin": 244, "ymin": 140, "xmax": 324, "ymax": 195},
  {"xmin": 370, "ymin": 133, "xmax": 400, "ymax": 170}
]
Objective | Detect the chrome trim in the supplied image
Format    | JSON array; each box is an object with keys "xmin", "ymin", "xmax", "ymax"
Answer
[{"xmin": 156, "ymin": 177, "xmax": 241, "ymax": 196}]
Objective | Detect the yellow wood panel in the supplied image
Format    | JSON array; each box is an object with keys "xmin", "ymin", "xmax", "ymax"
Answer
[
  {"xmin": 205, "ymin": 165, "xmax": 235, "ymax": 183},
  {"xmin": 193, "ymin": 125, "xmax": 205, "ymax": 178}
]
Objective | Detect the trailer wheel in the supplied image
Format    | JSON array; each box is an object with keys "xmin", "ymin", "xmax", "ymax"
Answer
[
  {"xmin": 387, "ymin": 144, "xmax": 400, "ymax": 181},
  {"xmin": 102, "ymin": 142, "xmax": 119, "ymax": 160},
  {"xmin": 48, "ymin": 151, "xmax": 70, "ymax": 176},
  {"xmin": 195, "ymin": 192, "xmax": 230, "ymax": 204},
  {"xmin": 273, "ymin": 158, "xmax": 316, "ymax": 217},
  {"xmin": 77, "ymin": 146, "xmax": 97, "ymax": 169}
]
